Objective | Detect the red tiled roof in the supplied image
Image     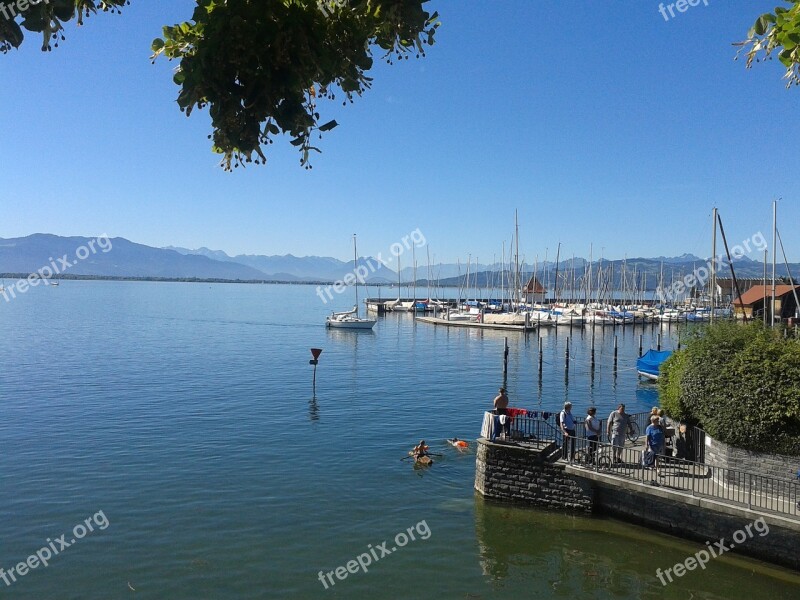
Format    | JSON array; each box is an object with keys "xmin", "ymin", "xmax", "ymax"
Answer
[
  {"xmin": 733, "ymin": 284, "xmax": 800, "ymax": 307},
  {"xmin": 524, "ymin": 277, "xmax": 546, "ymax": 294}
]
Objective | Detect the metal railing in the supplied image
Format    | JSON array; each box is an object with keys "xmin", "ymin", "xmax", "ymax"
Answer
[
  {"xmin": 483, "ymin": 411, "xmax": 651, "ymax": 447},
  {"xmin": 481, "ymin": 411, "xmax": 799, "ymax": 519},
  {"xmin": 567, "ymin": 438, "xmax": 800, "ymax": 519},
  {"xmin": 482, "ymin": 411, "xmax": 561, "ymax": 443}
]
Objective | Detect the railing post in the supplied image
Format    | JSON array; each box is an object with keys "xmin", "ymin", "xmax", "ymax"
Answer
[
  {"xmin": 640, "ymin": 448, "xmax": 644, "ymax": 483},
  {"xmin": 747, "ymin": 473, "xmax": 752, "ymax": 510}
]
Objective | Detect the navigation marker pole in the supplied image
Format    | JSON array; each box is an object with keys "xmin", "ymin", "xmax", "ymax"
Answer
[{"xmin": 310, "ymin": 348, "xmax": 323, "ymax": 396}]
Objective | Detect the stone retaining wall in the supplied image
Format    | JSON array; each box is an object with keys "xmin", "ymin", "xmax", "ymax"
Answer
[
  {"xmin": 705, "ymin": 434, "xmax": 799, "ymax": 483},
  {"xmin": 474, "ymin": 439, "xmax": 593, "ymax": 512},
  {"xmin": 588, "ymin": 473, "xmax": 800, "ymax": 571},
  {"xmin": 475, "ymin": 437, "xmax": 800, "ymax": 571}
]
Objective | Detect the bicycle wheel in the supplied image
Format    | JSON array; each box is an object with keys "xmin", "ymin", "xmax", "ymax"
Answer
[
  {"xmin": 573, "ymin": 449, "xmax": 589, "ymax": 466},
  {"xmin": 597, "ymin": 455, "xmax": 612, "ymax": 470},
  {"xmin": 627, "ymin": 420, "xmax": 640, "ymax": 442}
]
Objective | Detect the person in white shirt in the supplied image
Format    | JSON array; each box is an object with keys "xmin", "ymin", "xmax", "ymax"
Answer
[
  {"xmin": 585, "ymin": 407, "xmax": 601, "ymax": 463},
  {"xmin": 559, "ymin": 402, "xmax": 576, "ymax": 460}
]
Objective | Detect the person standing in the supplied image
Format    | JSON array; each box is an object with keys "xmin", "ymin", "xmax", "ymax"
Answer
[
  {"xmin": 585, "ymin": 407, "xmax": 600, "ymax": 463},
  {"xmin": 645, "ymin": 415, "xmax": 666, "ymax": 483},
  {"xmin": 493, "ymin": 387, "xmax": 510, "ymax": 438},
  {"xmin": 493, "ymin": 387, "xmax": 509, "ymax": 413},
  {"xmin": 559, "ymin": 402, "xmax": 576, "ymax": 460},
  {"xmin": 606, "ymin": 404, "xmax": 630, "ymax": 463}
]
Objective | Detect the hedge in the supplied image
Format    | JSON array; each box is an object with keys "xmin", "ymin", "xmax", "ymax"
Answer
[{"xmin": 659, "ymin": 322, "xmax": 800, "ymax": 456}]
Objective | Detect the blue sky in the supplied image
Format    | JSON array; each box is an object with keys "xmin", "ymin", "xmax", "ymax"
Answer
[{"xmin": 0, "ymin": 0, "xmax": 797, "ymax": 263}]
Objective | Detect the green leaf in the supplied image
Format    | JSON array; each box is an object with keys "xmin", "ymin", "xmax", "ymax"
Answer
[
  {"xmin": 754, "ymin": 16, "xmax": 769, "ymax": 36},
  {"xmin": 53, "ymin": 0, "xmax": 75, "ymax": 21},
  {"xmin": 1, "ymin": 20, "xmax": 24, "ymax": 49},
  {"xmin": 21, "ymin": 14, "xmax": 48, "ymax": 33},
  {"xmin": 318, "ymin": 119, "xmax": 338, "ymax": 132}
]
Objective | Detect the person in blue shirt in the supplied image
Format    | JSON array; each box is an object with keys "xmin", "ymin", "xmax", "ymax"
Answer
[{"xmin": 645, "ymin": 415, "xmax": 666, "ymax": 482}]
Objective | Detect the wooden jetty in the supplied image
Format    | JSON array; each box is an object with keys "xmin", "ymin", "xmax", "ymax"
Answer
[{"xmin": 416, "ymin": 315, "xmax": 536, "ymax": 332}]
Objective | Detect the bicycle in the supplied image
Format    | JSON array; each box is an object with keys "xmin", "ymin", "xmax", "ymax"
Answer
[{"xmin": 573, "ymin": 444, "xmax": 612, "ymax": 470}]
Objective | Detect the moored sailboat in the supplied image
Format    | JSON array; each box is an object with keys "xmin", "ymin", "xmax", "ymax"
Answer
[{"xmin": 326, "ymin": 235, "xmax": 377, "ymax": 330}]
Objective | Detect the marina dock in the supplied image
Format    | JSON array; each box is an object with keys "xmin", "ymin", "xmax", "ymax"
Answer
[{"xmin": 415, "ymin": 315, "xmax": 536, "ymax": 332}]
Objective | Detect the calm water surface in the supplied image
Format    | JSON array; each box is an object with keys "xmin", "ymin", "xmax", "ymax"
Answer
[{"xmin": 0, "ymin": 282, "xmax": 797, "ymax": 599}]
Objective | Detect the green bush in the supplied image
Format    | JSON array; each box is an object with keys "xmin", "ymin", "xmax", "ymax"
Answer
[
  {"xmin": 659, "ymin": 322, "xmax": 800, "ymax": 456},
  {"xmin": 660, "ymin": 348, "xmax": 689, "ymax": 421}
]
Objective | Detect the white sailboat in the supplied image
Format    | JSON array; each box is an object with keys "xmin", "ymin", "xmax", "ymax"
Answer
[{"xmin": 326, "ymin": 234, "xmax": 377, "ymax": 330}]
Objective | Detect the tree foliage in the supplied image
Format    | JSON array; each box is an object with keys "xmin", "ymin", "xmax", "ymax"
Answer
[
  {"xmin": 659, "ymin": 322, "xmax": 800, "ymax": 456},
  {"xmin": 1, "ymin": 0, "xmax": 439, "ymax": 169},
  {"xmin": 0, "ymin": 1, "xmax": 128, "ymax": 52},
  {"xmin": 737, "ymin": 0, "xmax": 800, "ymax": 88}
]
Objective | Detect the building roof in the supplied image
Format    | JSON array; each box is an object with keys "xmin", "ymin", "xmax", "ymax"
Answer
[
  {"xmin": 733, "ymin": 284, "xmax": 800, "ymax": 307},
  {"xmin": 524, "ymin": 277, "xmax": 546, "ymax": 294}
]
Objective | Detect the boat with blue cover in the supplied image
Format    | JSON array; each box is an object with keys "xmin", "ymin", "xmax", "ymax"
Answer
[{"xmin": 636, "ymin": 349, "xmax": 673, "ymax": 380}]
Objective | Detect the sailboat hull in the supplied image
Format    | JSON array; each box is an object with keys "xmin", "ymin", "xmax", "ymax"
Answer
[{"xmin": 326, "ymin": 318, "xmax": 377, "ymax": 329}]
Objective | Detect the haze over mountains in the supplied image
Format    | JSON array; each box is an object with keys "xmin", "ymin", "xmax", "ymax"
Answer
[{"xmin": 0, "ymin": 234, "xmax": 795, "ymax": 287}]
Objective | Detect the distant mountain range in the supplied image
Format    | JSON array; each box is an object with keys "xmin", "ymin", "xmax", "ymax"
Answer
[
  {"xmin": 0, "ymin": 234, "xmax": 795, "ymax": 288},
  {"xmin": 163, "ymin": 246, "xmax": 395, "ymax": 282},
  {"xmin": 0, "ymin": 234, "xmax": 395, "ymax": 283}
]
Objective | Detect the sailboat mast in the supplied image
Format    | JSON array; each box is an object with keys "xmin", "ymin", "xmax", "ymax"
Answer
[
  {"xmin": 587, "ymin": 245, "xmax": 593, "ymax": 306},
  {"xmin": 772, "ymin": 199, "xmax": 778, "ymax": 327},
  {"xmin": 711, "ymin": 207, "xmax": 717, "ymax": 324},
  {"xmin": 763, "ymin": 249, "xmax": 768, "ymax": 326},
  {"xmin": 515, "ymin": 210, "xmax": 520, "ymax": 311},
  {"xmin": 553, "ymin": 243, "xmax": 561, "ymax": 305},
  {"xmin": 777, "ymin": 228, "xmax": 800, "ymax": 319},
  {"xmin": 412, "ymin": 242, "xmax": 417, "ymax": 317},
  {"xmin": 501, "ymin": 242, "xmax": 505, "ymax": 310},
  {"xmin": 427, "ymin": 245, "xmax": 432, "ymax": 302},
  {"xmin": 353, "ymin": 234, "xmax": 359, "ymax": 317},
  {"xmin": 571, "ymin": 255, "xmax": 576, "ymax": 304}
]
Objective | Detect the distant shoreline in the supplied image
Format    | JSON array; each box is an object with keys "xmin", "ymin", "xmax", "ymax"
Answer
[{"xmin": 0, "ymin": 274, "xmax": 397, "ymax": 286}]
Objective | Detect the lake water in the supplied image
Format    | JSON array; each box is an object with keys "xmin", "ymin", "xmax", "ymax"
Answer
[{"xmin": 0, "ymin": 282, "xmax": 797, "ymax": 599}]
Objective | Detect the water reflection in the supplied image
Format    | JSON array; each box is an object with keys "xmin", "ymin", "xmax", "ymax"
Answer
[
  {"xmin": 308, "ymin": 396, "xmax": 320, "ymax": 421},
  {"xmin": 473, "ymin": 497, "xmax": 800, "ymax": 599}
]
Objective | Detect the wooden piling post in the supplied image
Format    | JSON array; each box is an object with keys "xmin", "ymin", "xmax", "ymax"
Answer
[
  {"xmin": 614, "ymin": 335, "xmax": 618, "ymax": 370},
  {"xmin": 538, "ymin": 337, "xmax": 543, "ymax": 379},
  {"xmin": 565, "ymin": 336, "xmax": 570, "ymax": 372},
  {"xmin": 503, "ymin": 337, "xmax": 509, "ymax": 378},
  {"xmin": 638, "ymin": 334, "xmax": 643, "ymax": 356},
  {"xmin": 657, "ymin": 333, "xmax": 662, "ymax": 351}
]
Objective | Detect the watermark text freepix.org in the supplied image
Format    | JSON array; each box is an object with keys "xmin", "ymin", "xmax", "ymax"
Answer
[
  {"xmin": 316, "ymin": 228, "xmax": 426, "ymax": 305},
  {"xmin": 1, "ymin": 234, "xmax": 113, "ymax": 303},
  {"xmin": 658, "ymin": 0, "xmax": 709, "ymax": 22},
  {"xmin": 0, "ymin": 0, "xmax": 51, "ymax": 21},
  {"xmin": 656, "ymin": 230, "xmax": 767, "ymax": 303},
  {"xmin": 0, "ymin": 510, "xmax": 110, "ymax": 588},
  {"xmin": 655, "ymin": 516, "xmax": 768, "ymax": 586},
  {"xmin": 317, "ymin": 519, "xmax": 431, "ymax": 589}
]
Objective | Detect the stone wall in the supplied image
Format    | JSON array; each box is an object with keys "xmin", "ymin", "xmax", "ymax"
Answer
[
  {"xmin": 475, "ymin": 437, "xmax": 800, "ymax": 570},
  {"xmin": 705, "ymin": 433, "xmax": 798, "ymax": 483},
  {"xmin": 474, "ymin": 439, "xmax": 593, "ymax": 512},
  {"xmin": 588, "ymin": 473, "xmax": 800, "ymax": 571}
]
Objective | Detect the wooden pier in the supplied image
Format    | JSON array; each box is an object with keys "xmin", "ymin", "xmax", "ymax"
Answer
[{"xmin": 415, "ymin": 315, "xmax": 536, "ymax": 332}]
